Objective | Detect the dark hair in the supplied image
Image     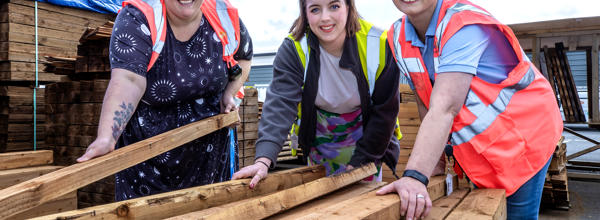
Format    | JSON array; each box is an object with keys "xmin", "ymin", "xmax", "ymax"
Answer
[{"xmin": 289, "ymin": 0, "xmax": 361, "ymax": 40}]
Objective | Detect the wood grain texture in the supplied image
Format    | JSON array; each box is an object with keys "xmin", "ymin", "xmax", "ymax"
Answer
[
  {"xmin": 0, "ymin": 150, "xmax": 53, "ymax": 170},
  {"xmin": 167, "ymin": 163, "xmax": 378, "ymax": 220},
  {"xmin": 269, "ymin": 182, "xmax": 387, "ymax": 219},
  {"xmin": 0, "ymin": 111, "xmax": 238, "ymax": 219},
  {"xmin": 424, "ymin": 188, "xmax": 470, "ymax": 220},
  {"xmin": 34, "ymin": 165, "xmax": 326, "ymax": 220},
  {"xmin": 445, "ymin": 189, "xmax": 506, "ymax": 220},
  {"xmin": 295, "ymin": 175, "xmax": 457, "ymax": 220}
]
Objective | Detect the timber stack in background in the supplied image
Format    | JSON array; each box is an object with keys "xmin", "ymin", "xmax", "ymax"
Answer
[
  {"xmin": 43, "ymin": 22, "xmax": 114, "ymax": 208},
  {"xmin": 542, "ymin": 136, "xmax": 571, "ymax": 210},
  {"xmin": 0, "ymin": 0, "xmax": 114, "ymax": 153},
  {"xmin": 238, "ymin": 87, "xmax": 259, "ymax": 167}
]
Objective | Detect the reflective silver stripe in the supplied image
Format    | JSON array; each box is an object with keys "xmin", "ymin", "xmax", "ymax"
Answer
[
  {"xmin": 299, "ymin": 35, "xmax": 309, "ymax": 82},
  {"xmin": 435, "ymin": 3, "xmax": 491, "ymax": 52},
  {"xmin": 145, "ymin": 0, "xmax": 166, "ymax": 54},
  {"xmin": 366, "ymin": 26, "xmax": 383, "ymax": 95},
  {"xmin": 391, "ymin": 19, "xmax": 412, "ymax": 82},
  {"xmin": 433, "ymin": 57, "xmax": 440, "ymax": 73},
  {"xmin": 405, "ymin": 57, "xmax": 424, "ymax": 73},
  {"xmin": 450, "ymin": 67, "xmax": 536, "ymax": 146},
  {"xmin": 216, "ymin": 0, "xmax": 238, "ymax": 56}
]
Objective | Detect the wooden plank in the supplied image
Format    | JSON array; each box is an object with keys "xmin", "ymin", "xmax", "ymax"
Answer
[
  {"xmin": 0, "ymin": 166, "xmax": 62, "ymax": 189},
  {"xmin": 445, "ymin": 189, "xmax": 507, "ymax": 220},
  {"xmin": 0, "ymin": 150, "xmax": 53, "ymax": 170},
  {"xmin": 567, "ymin": 144, "xmax": 600, "ymax": 161},
  {"xmin": 532, "ymin": 37, "xmax": 541, "ymax": 70},
  {"xmin": 8, "ymin": 192, "xmax": 76, "ymax": 220},
  {"xmin": 167, "ymin": 163, "xmax": 378, "ymax": 220},
  {"xmin": 0, "ymin": 111, "xmax": 239, "ymax": 219},
  {"xmin": 268, "ymin": 182, "xmax": 387, "ymax": 219},
  {"xmin": 38, "ymin": 166, "xmax": 326, "ymax": 220},
  {"xmin": 424, "ymin": 188, "xmax": 470, "ymax": 220},
  {"xmin": 293, "ymin": 175, "xmax": 456, "ymax": 220}
]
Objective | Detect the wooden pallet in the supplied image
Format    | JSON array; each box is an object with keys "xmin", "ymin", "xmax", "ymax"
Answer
[
  {"xmin": 541, "ymin": 44, "xmax": 585, "ymax": 123},
  {"xmin": 542, "ymin": 136, "xmax": 571, "ymax": 210},
  {"xmin": 237, "ymin": 88, "xmax": 259, "ymax": 167}
]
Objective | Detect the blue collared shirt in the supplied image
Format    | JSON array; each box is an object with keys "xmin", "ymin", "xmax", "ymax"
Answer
[{"xmin": 403, "ymin": 0, "xmax": 518, "ymax": 88}]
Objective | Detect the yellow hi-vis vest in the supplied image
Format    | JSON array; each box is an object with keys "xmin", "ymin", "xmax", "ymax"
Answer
[{"xmin": 288, "ymin": 19, "xmax": 402, "ymax": 155}]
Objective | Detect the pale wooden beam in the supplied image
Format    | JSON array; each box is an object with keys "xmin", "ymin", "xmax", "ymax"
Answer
[
  {"xmin": 34, "ymin": 165, "xmax": 326, "ymax": 220},
  {"xmin": 292, "ymin": 175, "xmax": 457, "ymax": 220},
  {"xmin": 168, "ymin": 163, "xmax": 378, "ymax": 220},
  {"xmin": 0, "ymin": 150, "xmax": 53, "ymax": 171},
  {"xmin": 269, "ymin": 182, "xmax": 387, "ymax": 219},
  {"xmin": 0, "ymin": 166, "xmax": 62, "ymax": 189},
  {"xmin": 0, "ymin": 111, "xmax": 239, "ymax": 219},
  {"xmin": 445, "ymin": 189, "xmax": 507, "ymax": 220}
]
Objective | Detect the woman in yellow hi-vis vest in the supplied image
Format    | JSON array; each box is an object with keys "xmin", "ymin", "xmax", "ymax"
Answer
[
  {"xmin": 234, "ymin": 0, "xmax": 402, "ymax": 188},
  {"xmin": 76, "ymin": 0, "xmax": 253, "ymax": 200}
]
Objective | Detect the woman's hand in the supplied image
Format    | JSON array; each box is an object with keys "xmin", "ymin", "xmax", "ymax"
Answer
[
  {"xmin": 76, "ymin": 137, "xmax": 116, "ymax": 162},
  {"xmin": 220, "ymin": 92, "xmax": 240, "ymax": 128},
  {"xmin": 220, "ymin": 91, "xmax": 239, "ymax": 114},
  {"xmin": 232, "ymin": 158, "xmax": 271, "ymax": 189},
  {"xmin": 376, "ymin": 177, "xmax": 432, "ymax": 220}
]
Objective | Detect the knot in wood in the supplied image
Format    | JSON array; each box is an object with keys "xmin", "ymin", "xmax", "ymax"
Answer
[{"xmin": 116, "ymin": 204, "xmax": 130, "ymax": 217}]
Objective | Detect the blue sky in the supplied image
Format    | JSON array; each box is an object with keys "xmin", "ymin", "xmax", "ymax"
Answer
[{"xmin": 230, "ymin": 0, "xmax": 600, "ymax": 53}]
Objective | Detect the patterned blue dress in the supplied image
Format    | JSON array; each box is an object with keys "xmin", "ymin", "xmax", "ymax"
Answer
[{"xmin": 109, "ymin": 5, "xmax": 253, "ymax": 201}]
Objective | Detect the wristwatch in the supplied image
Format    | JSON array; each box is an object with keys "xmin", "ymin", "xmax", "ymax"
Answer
[{"xmin": 402, "ymin": 169, "xmax": 429, "ymax": 186}]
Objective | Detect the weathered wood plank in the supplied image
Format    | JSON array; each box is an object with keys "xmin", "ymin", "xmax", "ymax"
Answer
[
  {"xmin": 0, "ymin": 166, "xmax": 62, "ymax": 189},
  {"xmin": 0, "ymin": 150, "xmax": 53, "ymax": 170},
  {"xmin": 0, "ymin": 111, "xmax": 239, "ymax": 219},
  {"xmin": 34, "ymin": 165, "xmax": 326, "ymax": 220},
  {"xmin": 269, "ymin": 182, "xmax": 387, "ymax": 219},
  {"xmin": 424, "ymin": 188, "xmax": 470, "ymax": 220},
  {"xmin": 295, "ymin": 175, "xmax": 457, "ymax": 220},
  {"xmin": 445, "ymin": 189, "xmax": 507, "ymax": 220},
  {"xmin": 168, "ymin": 163, "xmax": 378, "ymax": 220},
  {"xmin": 8, "ymin": 192, "xmax": 77, "ymax": 220}
]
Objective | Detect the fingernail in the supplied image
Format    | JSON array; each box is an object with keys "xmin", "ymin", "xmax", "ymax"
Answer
[
  {"xmin": 407, "ymin": 218, "xmax": 412, "ymax": 220},
  {"xmin": 249, "ymin": 184, "xmax": 254, "ymax": 189}
]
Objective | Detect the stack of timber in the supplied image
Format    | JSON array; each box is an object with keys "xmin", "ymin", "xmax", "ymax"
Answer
[
  {"xmin": 39, "ymin": 163, "xmax": 507, "ymax": 220},
  {"xmin": 45, "ymin": 80, "xmax": 111, "ymax": 208},
  {"xmin": 73, "ymin": 22, "xmax": 113, "ymax": 79},
  {"xmin": 541, "ymin": 42, "xmax": 586, "ymax": 123},
  {"xmin": 0, "ymin": 0, "xmax": 113, "ymax": 81},
  {"xmin": 382, "ymin": 84, "xmax": 420, "ymax": 183},
  {"xmin": 542, "ymin": 136, "xmax": 570, "ymax": 210},
  {"xmin": 0, "ymin": 150, "xmax": 76, "ymax": 219},
  {"xmin": 0, "ymin": 0, "xmax": 113, "ymax": 153},
  {"xmin": 0, "ymin": 85, "xmax": 46, "ymax": 152},
  {"xmin": 238, "ymin": 87, "xmax": 259, "ymax": 167}
]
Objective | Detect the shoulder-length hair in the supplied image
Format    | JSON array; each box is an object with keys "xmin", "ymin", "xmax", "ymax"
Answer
[{"xmin": 289, "ymin": 0, "xmax": 361, "ymax": 40}]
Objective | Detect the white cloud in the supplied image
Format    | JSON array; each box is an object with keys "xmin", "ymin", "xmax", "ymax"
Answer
[{"xmin": 231, "ymin": 0, "xmax": 599, "ymax": 53}]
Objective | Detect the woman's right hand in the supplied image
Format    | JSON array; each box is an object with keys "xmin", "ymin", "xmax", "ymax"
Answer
[
  {"xmin": 232, "ymin": 158, "xmax": 271, "ymax": 189},
  {"xmin": 76, "ymin": 138, "xmax": 116, "ymax": 162}
]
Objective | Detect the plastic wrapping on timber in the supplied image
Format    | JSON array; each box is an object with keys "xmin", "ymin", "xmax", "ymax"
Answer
[{"xmin": 36, "ymin": 0, "xmax": 123, "ymax": 14}]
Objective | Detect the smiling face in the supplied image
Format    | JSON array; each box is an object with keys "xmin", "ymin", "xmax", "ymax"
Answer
[
  {"xmin": 392, "ymin": 0, "xmax": 437, "ymax": 20},
  {"xmin": 164, "ymin": 0, "xmax": 204, "ymax": 22},
  {"xmin": 305, "ymin": 0, "xmax": 349, "ymax": 49}
]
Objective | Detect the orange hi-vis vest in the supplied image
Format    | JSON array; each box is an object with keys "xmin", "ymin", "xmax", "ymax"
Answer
[
  {"xmin": 122, "ymin": 0, "xmax": 245, "ymax": 99},
  {"xmin": 387, "ymin": 0, "xmax": 563, "ymax": 196}
]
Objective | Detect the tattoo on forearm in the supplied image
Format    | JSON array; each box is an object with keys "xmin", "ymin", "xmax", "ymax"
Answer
[{"xmin": 111, "ymin": 102, "xmax": 134, "ymax": 141}]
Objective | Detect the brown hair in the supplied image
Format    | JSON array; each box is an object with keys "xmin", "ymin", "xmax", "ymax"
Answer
[{"xmin": 289, "ymin": 0, "xmax": 361, "ymax": 40}]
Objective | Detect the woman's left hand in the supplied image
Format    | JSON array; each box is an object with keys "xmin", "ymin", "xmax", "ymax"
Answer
[
  {"xmin": 220, "ymin": 92, "xmax": 240, "ymax": 127},
  {"xmin": 376, "ymin": 177, "xmax": 432, "ymax": 220}
]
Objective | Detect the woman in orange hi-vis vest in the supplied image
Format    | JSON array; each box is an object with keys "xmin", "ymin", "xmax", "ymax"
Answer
[
  {"xmin": 76, "ymin": 0, "xmax": 253, "ymax": 201},
  {"xmin": 375, "ymin": 0, "xmax": 563, "ymax": 219}
]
